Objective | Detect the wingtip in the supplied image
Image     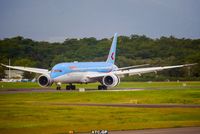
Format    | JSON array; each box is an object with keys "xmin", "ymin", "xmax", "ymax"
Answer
[
  {"xmin": 184, "ymin": 63, "xmax": 198, "ymax": 67},
  {"xmin": 0, "ymin": 63, "xmax": 5, "ymax": 66},
  {"xmin": 1, "ymin": 63, "xmax": 10, "ymax": 67}
]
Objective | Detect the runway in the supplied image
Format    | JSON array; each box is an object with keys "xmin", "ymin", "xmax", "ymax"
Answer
[
  {"xmin": 0, "ymin": 88, "xmax": 145, "ymax": 94},
  {"xmin": 109, "ymin": 127, "xmax": 200, "ymax": 134},
  {"xmin": 50, "ymin": 103, "xmax": 200, "ymax": 108}
]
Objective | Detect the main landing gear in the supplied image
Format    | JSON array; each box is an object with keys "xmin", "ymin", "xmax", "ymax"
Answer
[
  {"xmin": 98, "ymin": 85, "xmax": 107, "ymax": 90},
  {"xmin": 56, "ymin": 84, "xmax": 106, "ymax": 90},
  {"xmin": 56, "ymin": 83, "xmax": 76, "ymax": 90},
  {"xmin": 66, "ymin": 84, "xmax": 76, "ymax": 90}
]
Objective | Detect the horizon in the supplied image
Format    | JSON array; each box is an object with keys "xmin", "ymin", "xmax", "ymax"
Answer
[{"xmin": 1, "ymin": 33, "xmax": 199, "ymax": 43}]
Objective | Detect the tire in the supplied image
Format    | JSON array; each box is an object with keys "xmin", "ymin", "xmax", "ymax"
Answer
[
  {"xmin": 71, "ymin": 85, "xmax": 76, "ymax": 90},
  {"xmin": 56, "ymin": 87, "xmax": 61, "ymax": 90},
  {"xmin": 102, "ymin": 85, "xmax": 107, "ymax": 90},
  {"xmin": 66, "ymin": 85, "xmax": 70, "ymax": 90},
  {"xmin": 98, "ymin": 85, "xmax": 106, "ymax": 90},
  {"xmin": 98, "ymin": 85, "xmax": 102, "ymax": 90}
]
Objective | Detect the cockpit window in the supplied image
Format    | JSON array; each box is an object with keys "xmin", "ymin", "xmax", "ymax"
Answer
[{"xmin": 53, "ymin": 69, "xmax": 62, "ymax": 72}]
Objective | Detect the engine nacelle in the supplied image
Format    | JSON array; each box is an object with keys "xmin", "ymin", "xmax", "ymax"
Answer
[
  {"xmin": 102, "ymin": 74, "xmax": 120, "ymax": 87},
  {"xmin": 38, "ymin": 74, "xmax": 53, "ymax": 87}
]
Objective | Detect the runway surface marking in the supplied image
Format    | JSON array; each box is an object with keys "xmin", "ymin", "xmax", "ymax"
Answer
[{"xmin": 109, "ymin": 127, "xmax": 200, "ymax": 134}]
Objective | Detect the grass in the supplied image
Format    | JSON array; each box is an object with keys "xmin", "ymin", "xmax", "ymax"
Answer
[
  {"xmin": 0, "ymin": 105, "xmax": 199, "ymax": 134},
  {"xmin": 0, "ymin": 82, "xmax": 39, "ymax": 89},
  {"xmin": 0, "ymin": 81, "xmax": 200, "ymax": 133},
  {"xmin": 0, "ymin": 88, "xmax": 200, "ymax": 104}
]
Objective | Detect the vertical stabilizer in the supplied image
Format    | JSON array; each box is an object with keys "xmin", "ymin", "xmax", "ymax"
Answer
[{"xmin": 106, "ymin": 33, "xmax": 117, "ymax": 64}]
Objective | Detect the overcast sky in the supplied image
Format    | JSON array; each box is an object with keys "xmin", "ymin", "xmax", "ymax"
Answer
[{"xmin": 0, "ymin": 0, "xmax": 200, "ymax": 42}]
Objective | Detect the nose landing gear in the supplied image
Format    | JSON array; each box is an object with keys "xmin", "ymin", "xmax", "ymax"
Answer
[{"xmin": 56, "ymin": 82, "xmax": 61, "ymax": 90}]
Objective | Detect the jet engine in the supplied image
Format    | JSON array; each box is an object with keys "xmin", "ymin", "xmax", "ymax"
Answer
[
  {"xmin": 102, "ymin": 74, "xmax": 120, "ymax": 87},
  {"xmin": 38, "ymin": 74, "xmax": 53, "ymax": 87}
]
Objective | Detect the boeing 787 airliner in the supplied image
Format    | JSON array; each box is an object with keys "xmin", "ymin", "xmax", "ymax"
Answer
[{"xmin": 1, "ymin": 33, "xmax": 196, "ymax": 90}]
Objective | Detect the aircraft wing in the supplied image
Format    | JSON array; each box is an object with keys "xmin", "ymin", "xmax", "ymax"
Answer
[
  {"xmin": 114, "ymin": 63, "xmax": 196, "ymax": 76},
  {"xmin": 87, "ymin": 63, "xmax": 196, "ymax": 78},
  {"xmin": 117, "ymin": 64, "xmax": 149, "ymax": 70},
  {"xmin": 1, "ymin": 63, "xmax": 49, "ymax": 75}
]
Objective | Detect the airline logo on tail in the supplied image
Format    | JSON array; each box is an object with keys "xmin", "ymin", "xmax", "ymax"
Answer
[{"xmin": 111, "ymin": 52, "xmax": 115, "ymax": 60}]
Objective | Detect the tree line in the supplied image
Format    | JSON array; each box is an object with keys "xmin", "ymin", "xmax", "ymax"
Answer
[{"xmin": 0, "ymin": 35, "xmax": 199, "ymax": 81}]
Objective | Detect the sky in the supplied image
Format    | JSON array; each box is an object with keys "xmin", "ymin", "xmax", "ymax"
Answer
[{"xmin": 0, "ymin": 0, "xmax": 200, "ymax": 42}]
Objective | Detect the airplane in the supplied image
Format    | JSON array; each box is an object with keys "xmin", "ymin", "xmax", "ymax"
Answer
[{"xmin": 1, "ymin": 33, "xmax": 196, "ymax": 90}]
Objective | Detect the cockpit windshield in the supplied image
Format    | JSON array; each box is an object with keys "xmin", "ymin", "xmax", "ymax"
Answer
[{"xmin": 52, "ymin": 69, "xmax": 62, "ymax": 72}]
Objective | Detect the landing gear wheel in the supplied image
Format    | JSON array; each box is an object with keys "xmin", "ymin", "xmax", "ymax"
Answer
[
  {"xmin": 56, "ymin": 86, "xmax": 61, "ymax": 90},
  {"xmin": 66, "ymin": 84, "xmax": 76, "ymax": 90},
  {"xmin": 98, "ymin": 85, "xmax": 107, "ymax": 90},
  {"xmin": 71, "ymin": 85, "xmax": 76, "ymax": 90},
  {"xmin": 102, "ymin": 85, "xmax": 107, "ymax": 90},
  {"xmin": 98, "ymin": 85, "xmax": 102, "ymax": 90},
  {"xmin": 66, "ymin": 85, "xmax": 70, "ymax": 90}
]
